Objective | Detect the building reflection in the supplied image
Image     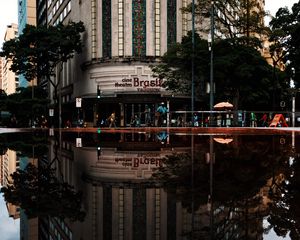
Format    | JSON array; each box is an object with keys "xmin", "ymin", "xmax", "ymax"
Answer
[{"xmin": 1, "ymin": 131, "xmax": 299, "ymax": 239}]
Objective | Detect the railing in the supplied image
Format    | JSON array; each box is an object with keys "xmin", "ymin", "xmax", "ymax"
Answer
[{"xmin": 153, "ymin": 110, "xmax": 299, "ymax": 128}]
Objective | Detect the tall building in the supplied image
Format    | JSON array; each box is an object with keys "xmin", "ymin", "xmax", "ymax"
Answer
[
  {"xmin": 42, "ymin": 0, "xmax": 268, "ymax": 127},
  {"xmin": 18, "ymin": 0, "xmax": 37, "ymax": 88},
  {"xmin": 2, "ymin": 149, "xmax": 20, "ymax": 219},
  {"xmin": 36, "ymin": 0, "xmax": 47, "ymax": 26},
  {"xmin": 0, "ymin": 58, "xmax": 3, "ymax": 90},
  {"xmin": 2, "ymin": 23, "xmax": 19, "ymax": 95},
  {"xmin": 44, "ymin": 0, "xmax": 193, "ymax": 127}
]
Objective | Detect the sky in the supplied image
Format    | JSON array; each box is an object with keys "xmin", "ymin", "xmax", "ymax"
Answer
[{"xmin": 0, "ymin": 192, "xmax": 20, "ymax": 240}]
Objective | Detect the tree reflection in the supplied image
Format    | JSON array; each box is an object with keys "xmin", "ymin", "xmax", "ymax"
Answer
[
  {"xmin": 1, "ymin": 163, "xmax": 85, "ymax": 221},
  {"xmin": 0, "ymin": 131, "xmax": 86, "ymax": 222},
  {"xmin": 266, "ymin": 155, "xmax": 300, "ymax": 239},
  {"xmin": 151, "ymin": 136, "xmax": 290, "ymax": 239}
]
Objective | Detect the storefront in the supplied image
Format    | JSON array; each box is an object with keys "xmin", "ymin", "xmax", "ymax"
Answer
[{"xmin": 73, "ymin": 65, "xmax": 191, "ymax": 127}]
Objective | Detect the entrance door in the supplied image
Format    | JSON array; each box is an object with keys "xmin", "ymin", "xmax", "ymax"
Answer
[{"xmin": 124, "ymin": 103, "xmax": 155, "ymax": 126}]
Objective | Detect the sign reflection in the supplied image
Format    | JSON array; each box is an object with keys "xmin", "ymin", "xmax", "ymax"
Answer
[{"xmin": 0, "ymin": 131, "xmax": 299, "ymax": 239}]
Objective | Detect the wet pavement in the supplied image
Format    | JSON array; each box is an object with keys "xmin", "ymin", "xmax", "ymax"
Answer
[{"xmin": 0, "ymin": 127, "xmax": 299, "ymax": 239}]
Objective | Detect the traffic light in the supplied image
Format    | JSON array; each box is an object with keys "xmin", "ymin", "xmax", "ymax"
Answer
[
  {"xmin": 97, "ymin": 146, "xmax": 101, "ymax": 159},
  {"xmin": 97, "ymin": 86, "xmax": 101, "ymax": 98}
]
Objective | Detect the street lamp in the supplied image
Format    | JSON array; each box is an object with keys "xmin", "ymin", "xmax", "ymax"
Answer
[
  {"xmin": 208, "ymin": 1, "xmax": 215, "ymax": 125},
  {"xmin": 191, "ymin": 0, "xmax": 195, "ymax": 122},
  {"xmin": 290, "ymin": 67, "xmax": 296, "ymax": 127}
]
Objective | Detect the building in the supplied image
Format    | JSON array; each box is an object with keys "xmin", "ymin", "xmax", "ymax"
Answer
[
  {"xmin": 1, "ymin": 149, "xmax": 20, "ymax": 219},
  {"xmin": 2, "ymin": 23, "xmax": 19, "ymax": 95},
  {"xmin": 0, "ymin": 58, "xmax": 3, "ymax": 90},
  {"xmin": 18, "ymin": 0, "xmax": 37, "ymax": 88},
  {"xmin": 42, "ymin": 0, "xmax": 270, "ymax": 127},
  {"xmin": 36, "ymin": 0, "xmax": 47, "ymax": 26},
  {"xmin": 43, "ymin": 0, "xmax": 194, "ymax": 127}
]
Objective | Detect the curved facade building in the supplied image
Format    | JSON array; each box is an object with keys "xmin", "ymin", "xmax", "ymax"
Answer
[{"xmin": 46, "ymin": 0, "xmax": 192, "ymax": 127}]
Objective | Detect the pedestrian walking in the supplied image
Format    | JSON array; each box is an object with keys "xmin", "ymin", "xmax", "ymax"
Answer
[
  {"xmin": 130, "ymin": 114, "xmax": 140, "ymax": 127},
  {"xmin": 250, "ymin": 112, "xmax": 257, "ymax": 127},
  {"xmin": 108, "ymin": 112, "xmax": 116, "ymax": 128},
  {"xmin": 193, "ymin": 113, "xmax": 199, "ymax": 127},
  {"xmin": 156, "ymin": 102, "xmax": 168, "ymax": 127},
  {"xmin": 259, "ymin": 113, "xmax": 268, "ymax": 127},
  {"xmin": 144, "ymin": 105, "xmax": 152, "ymax": 126}
]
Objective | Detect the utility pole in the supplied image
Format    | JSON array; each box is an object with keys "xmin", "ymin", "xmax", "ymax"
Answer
[
  {"xmin": 291, "ymin": 67, "xmax": 296, "ymax": 127},
  {"xmin": 191, "ymin": 0, "xmax": 195, "ymax": 123},
  {"xmin": 208, "ymin": 1, "xmax": 215, "ymax": 125}
]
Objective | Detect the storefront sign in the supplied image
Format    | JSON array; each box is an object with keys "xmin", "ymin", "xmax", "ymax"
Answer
[
  {"xmin": 76, "ymin": 97, "xmax": 82, "ymax": 108},
  {"xmin": 76, "ymin": 138, "xmax": 82, "ymax": 147},
  {"xmin": 115, "ymin": 77, "xmax": 163, "ymax": 92},
  {"xmin": 115, "ymin": 157, "xmax": 163, "ymax": 167}
]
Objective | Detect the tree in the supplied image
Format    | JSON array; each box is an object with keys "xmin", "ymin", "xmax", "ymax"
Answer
[
  {"xmin": 151, "ymin": 33, "xmax": 281, "ymax": 110},
  {"xmin": 1, "ymin": 163, "xmax": 86, "ymax": 222},
  {"xmin": 269, "ymin": 2, "xmax": 300, "ymax": 84},
  {"xmin": 0, "ymin": 89, "xmax": 7, "ymax": 111},
  {"xmin": 0, "ymin": 22, "xmax": 85, "ymax": 119},
  {"xmin": 183, "ymin": 0, "xmax": 269, "ymax": 45},
  {"xmin": 4, "ymin": 87, "xmax": 49, "ymax": 127},
  {"xmin": 267, "ymin": 2, "xmax": 300, "ymax": 111},
  {"xmin": 151, "ymin": 135, "xmax": 288, "ymax": 238},
  {"xmin": 0, "ymin": 133, "xmax": 86, "ymax": 222},
  {"xmin": 151, "ymin": 32, "xmax": 209, "ymax": 100}
]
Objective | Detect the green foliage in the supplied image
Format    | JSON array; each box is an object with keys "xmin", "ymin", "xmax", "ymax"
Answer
[
  {"xmin": 0, "ymin": 21, "xmax": 85, "ymax": 85},
  {"xmin": 1, "ymin": 163, "xmax": 86, "ymax": 222},
  {"xmin": 151, "ymin": 32, "xmax": 209, "ymax": 96},
  {"xmin": 269, "ymin": 2, "xmax": 300, "ymax": 84},
  {"xmin": 0, "ymin": 132, "xmax": 49, "ymax": 157},
  {"xmin": 3, "ymin": 87, "xmax": 50, "ymax": 127},
  {"xmin": 183, "ymin": 0, "xmax": 269, "ymax": 41},
  {"xmin": 0, "ymin": 90, "xmax": 7, "ymax": 111},
  {"xmin": 151, "ymin": 32, "xmax": 281, "ymax": 110}
]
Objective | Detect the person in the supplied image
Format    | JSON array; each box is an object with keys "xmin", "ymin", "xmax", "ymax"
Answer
[
  {"xmin": 250, "ymin": 112, "xmax": 257, "ymax": 127},
  {"xmin": 108, "ymin": 112, "xmax": 116, "ymax": 128},
  {"xmin": 260, "ymin": 113, "xmax": 268, "ymax": 127},
  {"xmin": 217, "ymin": 114, "xmax": 222, "ymax": 127},
  {"xmin": 65, "ymin": 119, "xmax": 71, "ymax": 128},
  {"xmin": 156, "ymin": 131, "xmax": 168, "ymax": 144},
  {"xmin": 130, "ymin": 114, "xmax": 140, "ymax": 127},
  {"xmin": 156, "ymin": 102, "xmax": 168, "ymax": 127},
  {"xmin": 10, "ymin": 114, "xmax": 17, "ymax": 127},
  {"xmin": 176, "ymin": 115, "xmax": 184, "ymax": 127},
  {"xmin": 41, "ymin": 115, "xmax": 48, "ymax": 128},
  {"xmin": 193, "ymin": 113, "xmax": 199, "ymax": 127},
  {"xmin": 144, "ymin": 105, "xmax": 152, "ymax": 126}
]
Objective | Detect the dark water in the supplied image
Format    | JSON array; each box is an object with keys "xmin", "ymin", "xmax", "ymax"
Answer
[{"xmin": 0, "ymin": 130, "xmax": 299, "ymax": 240}]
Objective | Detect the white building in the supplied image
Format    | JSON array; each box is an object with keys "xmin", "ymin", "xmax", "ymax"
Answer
[
  {"xmin": 45, "ymin": 0, "xmax": 194, "ymax": 127},
  {"xmin": 1, "ymin": 23, "xmax": 19, "ymax": 95}
]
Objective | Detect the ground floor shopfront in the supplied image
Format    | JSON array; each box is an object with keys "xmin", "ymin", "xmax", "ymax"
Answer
[{"xmin": 63, "ymin": 93, "xmax": 191, "ymax": 128}]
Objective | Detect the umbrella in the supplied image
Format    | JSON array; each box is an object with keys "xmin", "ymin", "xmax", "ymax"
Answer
[
  {"xmin": 213, "ymin": 137, "xmax": 233, "ymax": 144},
  {"xmin": 214, "ymin": 102, "xmax": 233, "ymax": 110}
]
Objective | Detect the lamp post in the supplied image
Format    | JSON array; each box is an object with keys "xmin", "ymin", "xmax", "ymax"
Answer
[
  {"xmin": 191, "ymin": 0, "xmax": 195, "ymax": 123},
  {"xmin": 290, "ymin": 67, "xmax": 296, "ymax": 127},
  {"xmin": 208, "ymin": 1, "xmax": 215, "ymax": 125}
]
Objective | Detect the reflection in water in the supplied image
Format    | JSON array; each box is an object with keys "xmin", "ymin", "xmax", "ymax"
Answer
[{"xmin": 0, "ymin": 131, "xmax": 299, "ymax": 239}]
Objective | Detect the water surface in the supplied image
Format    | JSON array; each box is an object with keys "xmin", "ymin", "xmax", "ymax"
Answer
[{"xmin": 0, "ymin": 130, "xmax": 299, "ymax": 239}]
